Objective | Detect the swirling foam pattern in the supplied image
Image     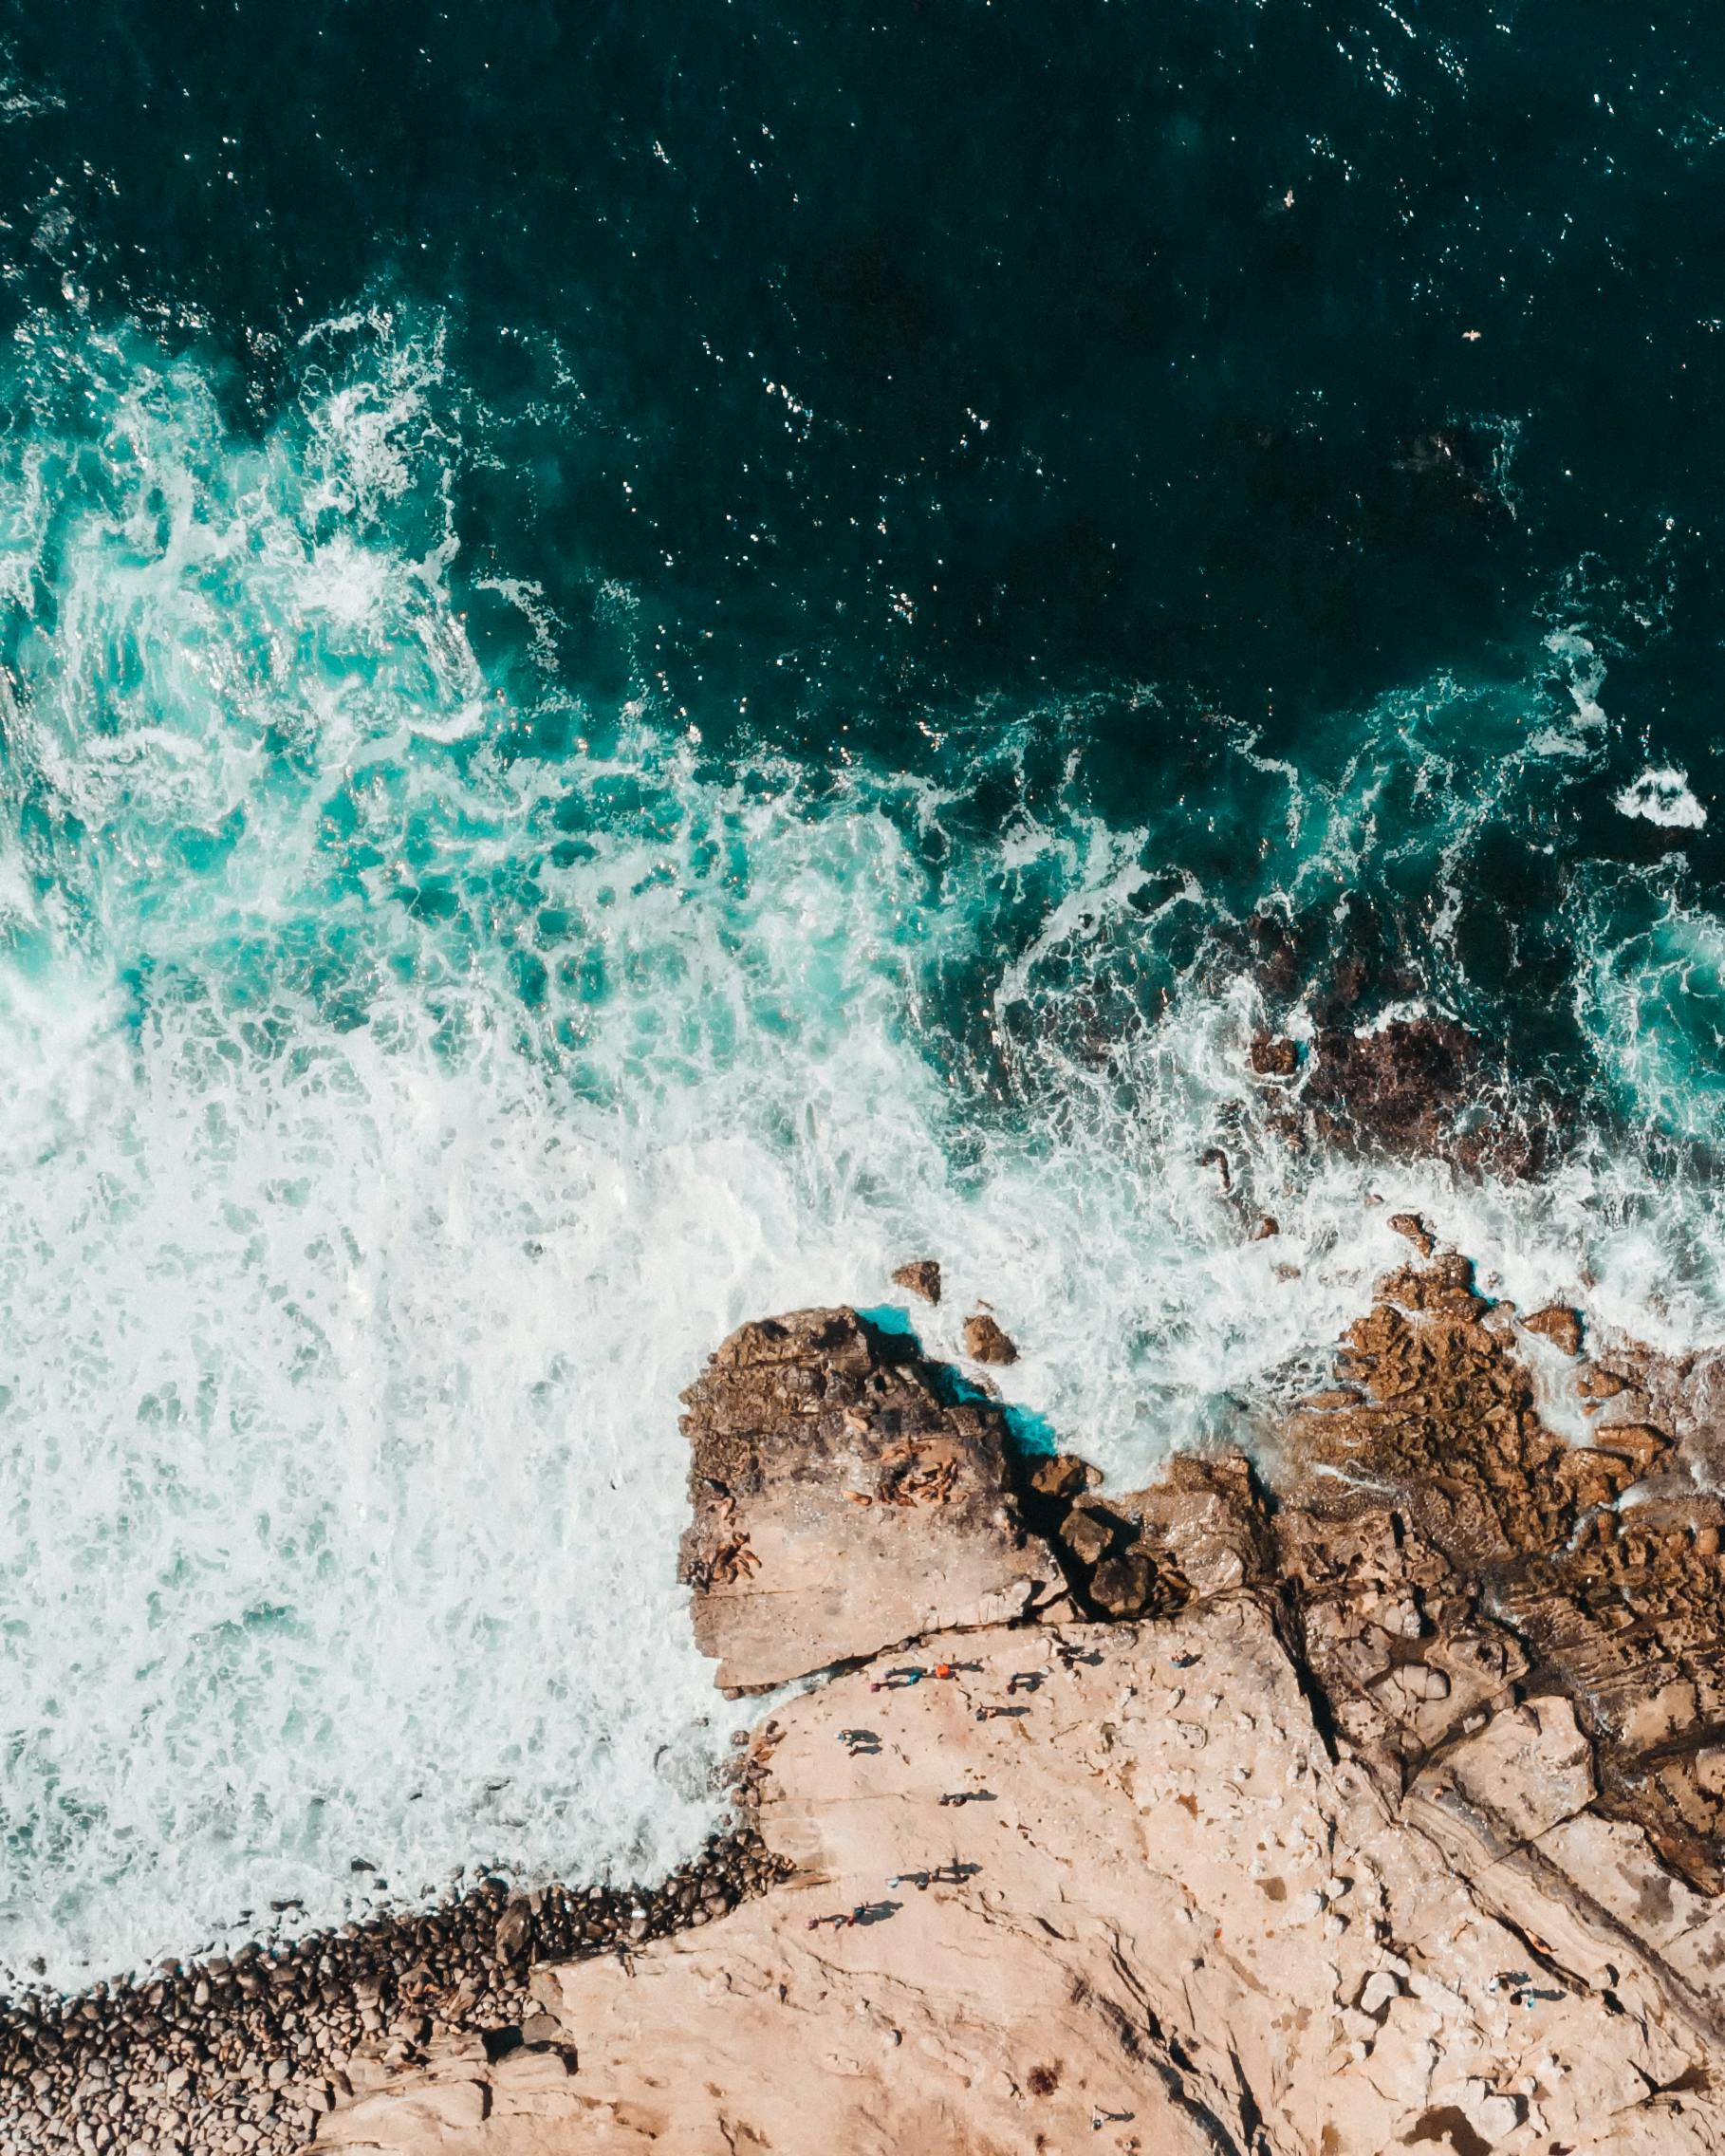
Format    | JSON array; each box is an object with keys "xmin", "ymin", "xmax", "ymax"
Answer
[{"xmin": 0, "ymin": 309, "xmax": 1720, "ymax": 1987}]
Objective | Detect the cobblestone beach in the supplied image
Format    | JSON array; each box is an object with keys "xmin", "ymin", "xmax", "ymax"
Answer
[{"xmin": 0, "ymin": 1827, "xmax": 784, "ymax": 2155}]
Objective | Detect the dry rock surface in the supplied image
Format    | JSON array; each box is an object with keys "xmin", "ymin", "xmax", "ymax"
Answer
[
  {"xmin": 677, "ymin": 1308, "xmax": 1057, "ymax": 1691},
  {"xmin": 317, "ymin": 1255, "xmax": 1725, "ymax": 2154},
  {"xmin": 20, "ymin": 1252, "xmax": 1725, "ymax": 2152}
]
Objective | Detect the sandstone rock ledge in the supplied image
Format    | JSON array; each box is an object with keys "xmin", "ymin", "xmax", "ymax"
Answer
[
  {"xmin": 320, "ymin": 1280, "xmax": 1725, "ymax": 2156},
  {"xmin": 677, "ymin": 1309, "xmax": 1061, "ymax": 1692}
]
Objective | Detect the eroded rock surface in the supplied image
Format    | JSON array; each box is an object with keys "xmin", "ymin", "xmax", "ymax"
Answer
[
  {"xmin": 319, "ymin": 1267, "xmax": 1725, "ymax": 2156},
  {"xmin": 1280, "ymin": 1253, "xmax": 1725, "ymax": 1894},
  {"xmin": 322, "ymin": 1604, "xmax": 1725, "ymax": 2155},
  {"xmin": 1049, "ymin": 1452, "xmax": 1273, "ymax": 1618},
  {"xmin": 677, "ymin": 1309, "xmax": 1057, "ymax": 1692}
]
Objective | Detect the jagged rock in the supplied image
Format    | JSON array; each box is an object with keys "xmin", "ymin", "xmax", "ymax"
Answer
[
  {"xmin": 677, "ymin": 1310, "xmax": 1056, "ymax": 1691},
  {"xmin": 1086, "ymin": 1550, "xmax": 1154, "ymax": 1616},
  {"xmin": 961, "ymin": 1311, "xmax": 1018, "ymax": 1365},
  {"xmin": 890, "ymin": 1257, "xmax": 941, "ymax": 1305},
  {"xmin": 1282, "ymin": 1252, "xmax": 1725, "ymax": 1891},
  {"xmin": 1249, "ymin": 1032, "xmax": 1299, "ymax": 1076},
  {"xmin": 1057, "ymin": 1503, "xmax": 1120, "ymax": 1569},
  {"xmin": 1523, "ymin": 1303, "xmax": 1584, "ymax": 1355},
  {"xmin": 1386, "ymin": 1210, "xmax": 1435, "ymax": 1255},
  {"xmin": 1025, "ymin": 1452, "xmax": 1097, "ymax": 1500},
  {"xmin": 1112, "ymin": 1452, "xmax": 1272, "ymax": 1601},
  {"xmin": 1593, "ymin": 1420, "xmax": 1671, "ymax": 1474}
]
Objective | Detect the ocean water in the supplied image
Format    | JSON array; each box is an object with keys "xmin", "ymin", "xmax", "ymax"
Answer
[{"xmin": 3, "ymin": 1, "xmax": 1725, "ymax": 1986}]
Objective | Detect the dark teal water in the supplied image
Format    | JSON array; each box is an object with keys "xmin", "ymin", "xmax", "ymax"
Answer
[
  {"xmin": 7, "ymin": 2, "xmax": 1723, "ymax": 1075},
  {"xmin": 3, "ymin": 0, "xmax": 1725, "ymax": 1981}
]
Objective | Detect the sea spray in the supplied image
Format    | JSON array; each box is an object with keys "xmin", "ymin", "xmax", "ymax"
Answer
[{"xmin": 0, "ymin": 310, "xmax": 1722, "ymax": 1988}]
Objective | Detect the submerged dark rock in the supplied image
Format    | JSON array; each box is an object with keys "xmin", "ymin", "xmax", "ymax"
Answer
[
  {"xmin": 1284, "ymin": 1014, "xmax": 1563, "ymax": 1180},
  {"xmin": 1248, "ymin": 1032, "xmax": 1300, "ymax": 1078},
  {"xmin": 1305, "ymin": 1014, "xmax": 1480, "ymax": 1155}
]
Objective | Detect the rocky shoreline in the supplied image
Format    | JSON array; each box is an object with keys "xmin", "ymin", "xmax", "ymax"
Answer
[
  {"xmin": 19, "ymin": 1228, "xmax": 1725, "ymax": 2152},
  {"xmin": 0, "ymin": 1832, "xmax": 787, "ymax": 2155},
  {"xmin": 309, "ymin": 1243, "xmax": 1725, "ymax": 2153}
]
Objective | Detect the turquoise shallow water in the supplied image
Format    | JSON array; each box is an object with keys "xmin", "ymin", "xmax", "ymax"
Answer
[{"xmin": 0, "ymin": 3, "xmax": 1723, "ymax": 1983}]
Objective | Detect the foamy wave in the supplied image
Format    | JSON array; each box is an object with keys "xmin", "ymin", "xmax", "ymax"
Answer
[
  {"xmin": 2, "ymin": 308, "xmax": 1723, "ymax": 1988},
  {"xmin": 1615, "ymin": 765, "xmax": 1708, "ymax": 829}
]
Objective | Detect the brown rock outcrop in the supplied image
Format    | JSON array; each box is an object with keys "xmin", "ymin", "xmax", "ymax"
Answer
[
  {"xmin": 1276, "ymin": 1249, "xmax": 1725, "ymax": 1894},
  {"xmin": 535, "ymin": 1604, "xmax": 1725, "ymax": 2156},
  {"xmin": 1024, "ymin": 1451, "xmax": 1098, "ymax": 1501},
  {"xmin": 677, "ymin": 1309, "xmax": 1057, "ymax": 1692},
  {"xmin": 1248, "ymin": 1031, "xmax": 1299, "ymax": 1076},
  {"xmin": 319, "ymin": 1268, "xmax": 1725, "ymax": 2156},
  {"xmin": 1523, "ymin": 1302, "xmax": 1585, "ymax": 1355},
  {"xmin": 1039, "ymin": 1452, "xmax": 1272, "ymax": 1621},
  {"xmin": 891, "ymin": 1257, "xmax": 942, "ymax": 1305},
  {"xmin": 961, "ymin": 1311, "xmax": 1019, "ymax": 1366},
  {"xmin": 1386, "ymin": 1209, "xmax": 1435, "ymax": 1254}
]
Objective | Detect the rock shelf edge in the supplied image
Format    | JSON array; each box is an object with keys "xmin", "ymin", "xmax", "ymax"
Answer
[{"xmin": 19, "ymin": 1255, "xmax": 1725, "ymax": 2154}]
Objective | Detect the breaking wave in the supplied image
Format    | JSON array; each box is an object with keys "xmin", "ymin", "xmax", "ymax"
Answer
[{"xmin": 1, "ymin": 307, "xmax": 1721, "ymax": 1986}]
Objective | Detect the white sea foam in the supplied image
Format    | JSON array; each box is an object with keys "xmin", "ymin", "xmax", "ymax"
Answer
[
  {"xmin": 3, "ymin": 309, "xmax": 1724, "ymax": 1989},
  {"xmin": 1614, "ymin": 764, "xmax": 1708, "ymax": 829}
]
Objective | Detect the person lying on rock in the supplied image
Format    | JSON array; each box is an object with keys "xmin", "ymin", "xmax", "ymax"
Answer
[{"xmin": 870, "ymin": 1662, "xmax": 964, "ymax": 1692}]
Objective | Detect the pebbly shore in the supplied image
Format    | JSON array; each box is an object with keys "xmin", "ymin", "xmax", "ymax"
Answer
[{"xmin": 0, "ymin": 1825, "xmax": 787, "ymax": 2155}]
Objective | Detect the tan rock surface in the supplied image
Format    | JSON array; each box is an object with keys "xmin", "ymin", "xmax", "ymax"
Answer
[
  {"xmin": 318, "ymin": 1267, "xmax": 1725, "ymax": 2155},
  {"xmin": 677, "ymin": 1309, "xmax": 1058, "ymax": 1693},
  {"xmin": 319, "ymin": 1601, "xmax": 1725, "ymax": 2154}
]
